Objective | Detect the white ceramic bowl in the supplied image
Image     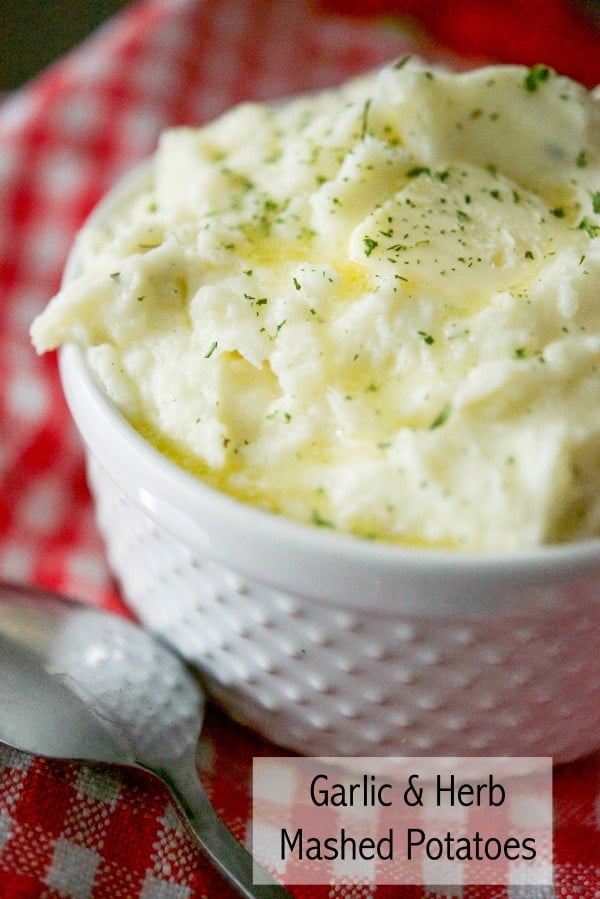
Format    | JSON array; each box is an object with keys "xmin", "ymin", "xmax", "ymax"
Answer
[{"xmin": 58, "ymin": 165, "xmax": 600, "ymax": 763}]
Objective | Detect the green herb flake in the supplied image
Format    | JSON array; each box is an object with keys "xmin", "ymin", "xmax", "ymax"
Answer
[
  {"xmin": 524, "ymin": 64, "xmax": 551, "ymax": 92},
  {"xmin": 361, "ymin": 98, "xmax": 372, "ymax": 140},
  {"xmin": 524, "ymin": 250, "xmax": 534, "ymax": 260},
  {"xmin": 591, "ymin": 192, "xmax": 600, "ymax": 214},
  {"xmin": 110, "ymin": 272, "xmax": 120, "ymax": 280},
  {"xmin": 137, "ymin": 295, "xmax": 145, "ymax": 302},
  {"xmin": 310, "ymin": 510, "xmax": 334, "ymax": 528},
  {"xmin": 293, "ymin": 277, "xmax": 301, "ymax": 291},
  {"xmin": 579, "ymin": 217, "xmax": 600, "ymax": 238},
  {"xmin": 576, "ymin": 150, "xmax": 588, "ymax": 168},
  {"xmin": 363, "ymin": 236, "xmax": 379, "ymax": 257},
  {"xmin": 418, "ymin": 330, "xmax": 434, "ymax": 345},
  {"xmin": 514, "ymin": 347, "xmax": 527, "ymax": 359},
  {"xmin": 430, "ymin": 403, "xmax": 451, "ymax": 429},
  {"xmin": 407, "ymin": 166, "xmax": 431, "ymax": 178},
  {"xmin": 205, "ymin": 341, "xmax": 218, "ymax": 359},
  {"xmin": 551, "ymin": 207, "xmax": 565, "ymax": 218}
]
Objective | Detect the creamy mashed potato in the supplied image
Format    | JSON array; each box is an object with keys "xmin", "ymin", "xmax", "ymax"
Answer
[{"xmin": 32, "ymin": 61, "xmax": 600, "ymax": 551}]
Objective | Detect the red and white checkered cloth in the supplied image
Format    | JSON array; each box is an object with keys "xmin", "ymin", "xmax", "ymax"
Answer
[{"xmin": 0, "ymin": 0, "xmax": 599, "ymax": 896}]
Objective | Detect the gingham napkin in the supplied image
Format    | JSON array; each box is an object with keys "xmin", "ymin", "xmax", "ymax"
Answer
[{"xmin": 0, "ymin": 1, "xmax": 599, "ymax": 896}]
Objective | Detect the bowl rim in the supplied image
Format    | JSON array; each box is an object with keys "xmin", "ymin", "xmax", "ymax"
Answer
[{"xmin": 56, "ymin": 160, "xmax": 600, "ymax": 614}]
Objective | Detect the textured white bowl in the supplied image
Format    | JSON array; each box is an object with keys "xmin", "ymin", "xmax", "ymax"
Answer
[{"xmin": 58, "ymin": 165, "xmax": 600, "ymax": 763}]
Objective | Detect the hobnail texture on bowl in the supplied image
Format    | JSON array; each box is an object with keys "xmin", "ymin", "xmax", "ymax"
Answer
[
  {"xmin": 81, "ymin": 450, "xmax": 599, "ymax": 763},
  {"xmin": 56, "ymin": 163, "xmax": 600, "ymax": 763}
]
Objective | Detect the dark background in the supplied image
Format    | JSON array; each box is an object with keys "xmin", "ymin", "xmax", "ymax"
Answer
[{"xmin": 0, "ymin": 0, "xmax": 131, "ymax": 92}]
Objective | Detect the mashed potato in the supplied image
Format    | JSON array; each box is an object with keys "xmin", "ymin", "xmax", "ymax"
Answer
[{"xmin": 31, "ymin": 61, "xmax": 600, "ymax": 551}]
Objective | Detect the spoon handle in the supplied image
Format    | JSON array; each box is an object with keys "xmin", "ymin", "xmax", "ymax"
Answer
[{"xmin": 166, "ymin": 764, "xmax": 293, "ymax": 898}]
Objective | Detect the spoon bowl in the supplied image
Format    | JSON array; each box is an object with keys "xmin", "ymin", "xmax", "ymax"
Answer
[{"xmin": 0, "ymin": 581, "xmax": 291, "ymax": 898}]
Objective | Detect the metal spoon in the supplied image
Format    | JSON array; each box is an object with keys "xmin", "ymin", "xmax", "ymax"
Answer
[{"xmin": 0, "ymin": 580, "xmax": 291, "ymax": 898}]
